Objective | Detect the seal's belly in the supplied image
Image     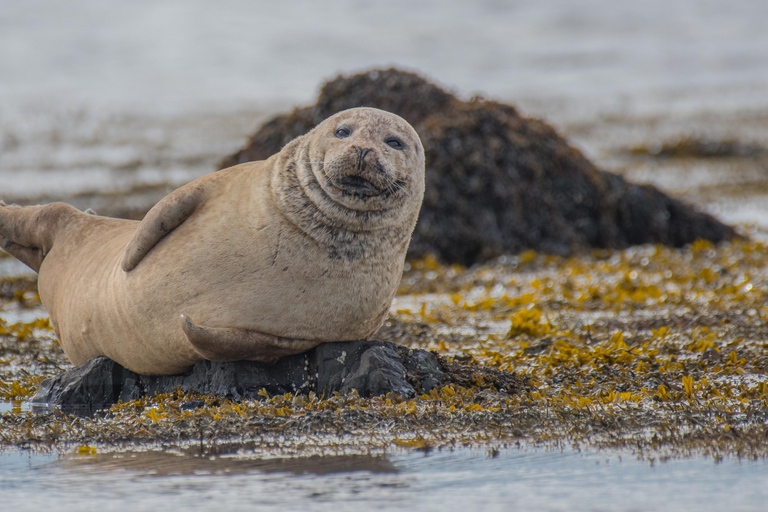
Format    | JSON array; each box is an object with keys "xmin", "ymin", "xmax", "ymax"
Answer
[{"xmin": 133, "ymin": 221, "xmax": 396, "ymax": 342}]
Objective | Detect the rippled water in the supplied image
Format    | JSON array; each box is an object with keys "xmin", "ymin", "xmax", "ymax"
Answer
[{"xmin": 1, "ymin": 447, "xmax": 766, "ymax": 512}]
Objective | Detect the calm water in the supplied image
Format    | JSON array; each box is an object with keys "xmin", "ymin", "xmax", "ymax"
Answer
[
  {"xmin": 1, "ymin": 0, "xmax": 766, "ymax": 113},
  {"xmin": 2, "ymin": 447, "xmax": 768, "ymax": 512}
]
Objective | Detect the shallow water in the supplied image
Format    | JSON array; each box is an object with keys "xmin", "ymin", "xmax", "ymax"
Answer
[{"xmin": 2, "ymin": 447, "xmax": 767, "ymax": 512}]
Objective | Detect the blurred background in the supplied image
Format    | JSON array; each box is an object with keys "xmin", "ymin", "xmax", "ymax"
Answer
[{"xmin": 1, "ymin": 0, "xmax": 767, "ymax": 234}]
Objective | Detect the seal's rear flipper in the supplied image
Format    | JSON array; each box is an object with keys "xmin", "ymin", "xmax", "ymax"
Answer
[
  {"xmin": 122, "ymin": 184, "xmax": 206, "ymax": 272},
  {"xmin": 180, "ymin": 314, "xmax": 320, "ymax": 364},
  {"xmin": 0, "ymin": 202, "xmax": 82, "ymax": 272}
]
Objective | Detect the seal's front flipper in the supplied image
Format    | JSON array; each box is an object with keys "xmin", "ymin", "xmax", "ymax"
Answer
[
  {"xmin": 180, "ymin": 314, "xmax": 321, "ymax": 364},
  {"xmin": 121, "ymin": 184, "xmax": 206, "ymax": 272}
]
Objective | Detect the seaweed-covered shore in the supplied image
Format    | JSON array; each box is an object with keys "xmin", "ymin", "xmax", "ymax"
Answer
[{"xmin": 2, "ymin": 239, "xmax": 768, "ymax": 461}]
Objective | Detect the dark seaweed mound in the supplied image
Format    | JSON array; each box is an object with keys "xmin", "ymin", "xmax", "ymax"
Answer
[{"xmin": 222, "ymin": 68, "xmax": 736, "ymax": 266}]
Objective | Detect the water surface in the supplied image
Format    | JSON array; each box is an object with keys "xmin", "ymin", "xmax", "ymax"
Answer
[{"xmin": 2, "ymin": 447, "xmax": 767, "ymax": 512}]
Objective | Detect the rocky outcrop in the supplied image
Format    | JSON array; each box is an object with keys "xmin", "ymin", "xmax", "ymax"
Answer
[
  {"xmin": 31, "ymin": 340, "xmax": 446, "ymax": 414},
  {"xmin": 222, "ymin": 68, "xmax": 737, "ymax": 266}
]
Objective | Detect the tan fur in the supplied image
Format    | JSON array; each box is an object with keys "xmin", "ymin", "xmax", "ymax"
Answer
[{"xmin": 0, "ymin": 108, "xmax": 425, "ymax": 374}]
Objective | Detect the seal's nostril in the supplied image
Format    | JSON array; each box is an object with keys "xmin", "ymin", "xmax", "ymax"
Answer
[{"xmin": 353, "ymin": 146, "xmax": 372, "ymax": 160}]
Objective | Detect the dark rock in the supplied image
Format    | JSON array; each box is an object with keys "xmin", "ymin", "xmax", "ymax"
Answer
[
  {"xmin": 311, "ymin": 340, "xmax": 415, "ymax": 398},
  {"xmin": 398, "ymin": 346, "xmax": 445, "ymax": 394},
  {"xmin": 31, "ymin": 357, "xmax": 125, "ymax": 414},
  {"xmin": 179, "ymin": 399, "xmax": 206, "ymax": 410},
  {"xmin": 341, "ymin": 346, "xmax": 412, "ymax": 398},
  {"xmin": 30, "ymin": 340, "xmax": 446, "ymax": 414},
  {"xmin": 220, "ymin": 68, "xmax": 737, "ymax": 266}
]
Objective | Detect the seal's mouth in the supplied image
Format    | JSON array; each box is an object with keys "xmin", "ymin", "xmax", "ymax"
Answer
[
  {"xmin": 317, "ymin": 157, "xmax": 408, "ymax": 208},
  {"xmin": 333, "ymin": 175, "xmax": 382, "ymax": 198}
]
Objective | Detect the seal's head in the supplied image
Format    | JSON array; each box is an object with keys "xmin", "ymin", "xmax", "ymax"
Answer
[
  {"xmin": 307, "ymin": 108, "xmax": 424, "ymax": 213},
  {"xmin": 279, "ymin": 108, "xmax": 424, "ymax": 232}
]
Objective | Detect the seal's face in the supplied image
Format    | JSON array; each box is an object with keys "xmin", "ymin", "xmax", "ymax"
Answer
[{"xmin": 307, "ymin": 108, "xmax": 425, "ymax": 214}]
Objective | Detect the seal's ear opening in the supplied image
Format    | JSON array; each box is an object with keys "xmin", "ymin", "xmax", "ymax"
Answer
[{"xmin": 180, "ymin": 314, "xmax": 319, "ymax": 364}]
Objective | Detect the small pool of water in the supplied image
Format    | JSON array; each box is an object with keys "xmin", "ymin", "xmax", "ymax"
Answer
[
  {"xmin": 2, "ymin": 447, "xmax": 766, "ymax": 512},
  {"xmin": 0, "ymin": 402, "xmax": 60, "ymax": 415}
]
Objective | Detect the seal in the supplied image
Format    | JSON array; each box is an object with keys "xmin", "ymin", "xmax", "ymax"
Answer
[{"xmin": 0, "ymin": 108, "xmax": 425, "ymax": 374}]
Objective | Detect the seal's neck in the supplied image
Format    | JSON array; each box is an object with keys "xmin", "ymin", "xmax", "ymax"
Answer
[{"xmin": 270, "ymin": 137, "xmax": 414, "ymax": 263}]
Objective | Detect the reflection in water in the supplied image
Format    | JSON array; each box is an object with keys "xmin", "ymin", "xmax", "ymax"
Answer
[
  {"xmin": 3, "ymin": 447, "xmax": 768, "ymax": 512},
  {"xmin": 0, "ymin": 402, "xmax": 78, "ymax": 415},
  {"xmin": 58, "ymin": 450, "xmax": 397, "ymax": 477}
]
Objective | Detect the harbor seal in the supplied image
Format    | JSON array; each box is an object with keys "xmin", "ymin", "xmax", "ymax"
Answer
[{"xmin": 0, "ymin": 107, "xmax": 425, "ymax": 374}]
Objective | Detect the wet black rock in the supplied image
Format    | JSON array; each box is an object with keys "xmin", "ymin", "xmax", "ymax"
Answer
[
  {"xmin": 312, "ymin": 341, "xmax": 415, "ymax": 398},
  {"xmin": 221, "ymin": 68, "xmax": 737, "ymax": 266},
  {"xmin": 31, "ymin": 340, "xmax": 444, "ymax": 414}
]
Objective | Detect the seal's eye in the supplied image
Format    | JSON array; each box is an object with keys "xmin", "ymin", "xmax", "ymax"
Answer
[
  {"xmin": 335, "ymin": 127, "xmax": 351, "ymax": 139},
  {"xmin": 385, "ymin": 137, "xmax": 405, "ymax": 150}
]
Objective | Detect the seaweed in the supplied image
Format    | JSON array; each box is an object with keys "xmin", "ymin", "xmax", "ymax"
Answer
[{"xmin": 2, "ymin": 239, "xmax": 768, "ymax": 460}]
